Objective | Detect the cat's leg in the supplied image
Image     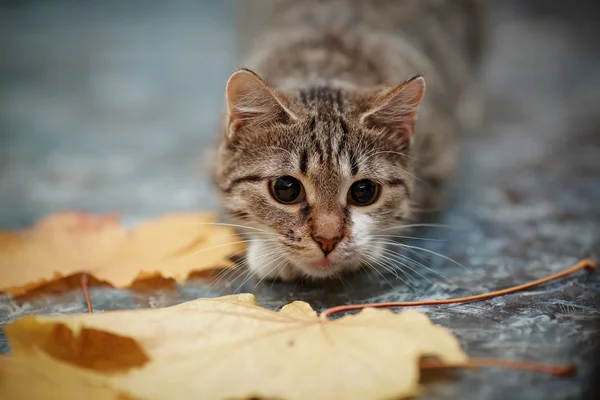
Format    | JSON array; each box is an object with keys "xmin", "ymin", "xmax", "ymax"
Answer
[{"xmin": 246, "ymin": 240, "xmax": 302, "ymax": 282}]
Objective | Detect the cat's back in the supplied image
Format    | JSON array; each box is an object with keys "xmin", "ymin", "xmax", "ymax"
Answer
[{"xmin": 237, "ymin": 0, "xmax": 484, "ymax": 88}]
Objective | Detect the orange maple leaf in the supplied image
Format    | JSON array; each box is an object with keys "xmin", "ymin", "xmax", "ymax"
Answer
[{"xmin": 0, "ymin": 212, "xmax": 246, "ymax": 296}]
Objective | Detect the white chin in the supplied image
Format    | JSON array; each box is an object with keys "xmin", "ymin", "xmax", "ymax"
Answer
[
  {"xmin": 246, "ymin": 241, "xmax": 301, "ymax": 282},
  {"xmin": 291, "ymin": 256, "xmax": 364, "ymax": 279},
  {"xmin": 246, "ymin": 241, "xmax": 378, "ymax": 282}
]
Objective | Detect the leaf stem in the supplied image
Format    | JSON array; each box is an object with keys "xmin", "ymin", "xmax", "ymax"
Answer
[
  {"xmin": 81, "ymin": 273, "xmax": 93, "ymax": 313},
  {"xmin": 320, "ymin": 259, "xmax": 596, "ymax": 320},
  {"xmin": 420, "ymin": 357, "xmax": 576, "ymax": 377}
]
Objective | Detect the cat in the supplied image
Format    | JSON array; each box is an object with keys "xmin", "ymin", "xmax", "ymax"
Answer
[{"xmin": 213, "ymin": 0, "xmax": 484, "ymax": 282}]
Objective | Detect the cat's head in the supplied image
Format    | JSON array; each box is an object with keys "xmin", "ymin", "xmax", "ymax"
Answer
[{"xmin": 216, "ymin": 69, "xmax": 425, "ymax": 280}]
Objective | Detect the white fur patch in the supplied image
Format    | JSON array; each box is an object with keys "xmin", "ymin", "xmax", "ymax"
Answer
[
  {"xmin": 350, "ymin": 211, "xmax": 375, "ymax": 247},
  {"xmin": 247, "ymin": 241, "xmax": 300, "ymax": 281}
]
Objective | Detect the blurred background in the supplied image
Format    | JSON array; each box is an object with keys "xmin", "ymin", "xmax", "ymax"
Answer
[
  {"xmin": 0, "ymin": 0, "xmax": 239, "ymax": 228},
  {"xmin": 0, "ymin": 0, "xmax": 598, "ymax": 228},
  {"xmin": 0, "ymin": 1, "xmax": 599, "ymax": 398}
]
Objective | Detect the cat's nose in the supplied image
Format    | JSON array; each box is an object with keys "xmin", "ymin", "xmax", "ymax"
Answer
[{"xmin": 311, "ymin": 235, "xmax": 342, "ymax": 256}]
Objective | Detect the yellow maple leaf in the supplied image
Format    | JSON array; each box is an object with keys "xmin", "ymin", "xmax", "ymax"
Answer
[
  {"xmin": 0, "ymin": 212, "xmax": 246, "ymax": 296},
  {"xmin": 0, "ymin": 354, "xmax": 139, "ymax": 400},
  {"xmin": 2, "ymin": 294, "xmax": 467, "ymax": 400}
]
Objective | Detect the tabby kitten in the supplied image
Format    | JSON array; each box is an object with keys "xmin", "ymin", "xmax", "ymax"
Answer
[{"xmin": 215, "ymin": 0, "xmax": 483, "ymax": 281}]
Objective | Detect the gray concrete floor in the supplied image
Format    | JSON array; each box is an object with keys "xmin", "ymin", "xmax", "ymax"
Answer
[
  {"xmin": 0, "ymin": 0, "xmax": 238, "ymax": 228},
  {"xmin": 0, "ymin": 1, "xmax": 599, "ymax": 399}
]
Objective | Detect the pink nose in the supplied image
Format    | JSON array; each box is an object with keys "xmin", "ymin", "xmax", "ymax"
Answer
[{"xmin": 312, "ymin": 235, "xmax": 342, "ymax": 255}]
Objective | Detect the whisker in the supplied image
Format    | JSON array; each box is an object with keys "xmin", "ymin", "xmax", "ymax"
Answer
[
  {"xmin": 386, "ymin": 242, "xmax": 467, "ymax": 271},
  {"xmin": 362, "ymin": 251, "xmax": 412, "ymax": 286},
  {"xmin": 205, "ymin": 260, "xmax": 250, "ymax": 293},
  {"xmin": 235, "ymin": 249, "xmax": 286, "ymax": 291},
  {"xmin": 242, "ymin": 255, "xmax": 285, "ymax": 290},
  {"xmin": 269, "ymin": 264, "xmax": 286, "ymax": 290},
  {"xmin": 368, "ymin": 234, "xmax": 447, "ymax": 242},
  {"xmin": 232, "ymin": 231, "xmax": 280, "ymax": 237},
  {"xmin": 379, "ymin": 223, "xmax": 456, "ymax": 232},
  {"xmin": 388, "ymin": 252, "xmax": 447, "ymax": 283},
  {"xmin": 183, "ymin": 221, "xmax": 275, "ymax": 235},
  {"xmin": 255, "ymin": 258, "xmax": 289, "ymax": 288},
  {"xmin": 206, "ymin": 242, "xmax": 280, "ymax": 291},
  {"xmin": 334, "ymin": 271, "xmax": 350, "ymax": 291},
  {"xmin": 179, "ymin": 239, "xmax": 279, "ymax": 260},
  {"xmin": 357, "ymin": 265, "xmax": 374, "ymax": 283},
  {"xmin": 362, "ymin": 239, "xmax": 451, "ymax": 283},
  {"xmin": 358, "ymin": 254, "xmax": 395, "ymax": 289},
  {"xmin": 376, "ymin": 247, "xmax": 439, "ymax": 284},
  {"xmin": 368, "ymin": 238, "xmax": 444, "ymax": 263},
  {"xmin": 365, "ymin": 246, "xmax": 425, "ymax": 281},
  {"xmin": 365, "ymin": 240, "xmax": 430, "ymax": 268},
  {"xmin": 292, "ymin": 274, "xmax": 303, "ymax": 292},
  {"xmin": 368, "ymin": 256, "xmax": 413, "ymax": 287}
]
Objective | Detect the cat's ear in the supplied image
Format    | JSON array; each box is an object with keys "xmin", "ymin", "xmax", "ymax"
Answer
[
  {"xmin": 225, "ymin": 69, "xmax": 297, "ymax": 140},
  {"xmin": 359, "ymin": 76, "xmax": 426, "ymax": 149}
]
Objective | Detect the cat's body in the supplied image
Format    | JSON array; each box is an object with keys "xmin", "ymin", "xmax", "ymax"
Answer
[{"xmin": 214, "ymin": 0, "xmax": 484, "ymax": 281}]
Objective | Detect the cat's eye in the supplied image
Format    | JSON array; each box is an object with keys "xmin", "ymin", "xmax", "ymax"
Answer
[
  {"xmin": 271, "ymin": 176, "xmax": 305, "ymax": 204},
  {"xmin": 348, "ymin": 179, "xmax": 380, "ymax": 206}
]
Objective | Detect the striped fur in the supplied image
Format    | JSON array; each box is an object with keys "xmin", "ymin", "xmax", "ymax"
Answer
[{"xmin": 214, "ymin": 0, "xmax": 483, "ymax": 281}]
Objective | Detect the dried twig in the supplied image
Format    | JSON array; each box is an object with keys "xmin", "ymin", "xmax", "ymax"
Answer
[
  {"xmin": 320, "ymin": 259, "xmax": 596, "ymax": 320},
  {"xmin": 420, "ymin": 357, "xmax": 576, "ymax": 377}
]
